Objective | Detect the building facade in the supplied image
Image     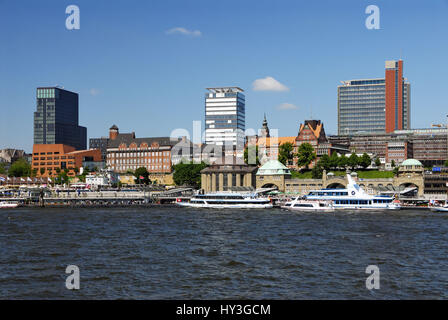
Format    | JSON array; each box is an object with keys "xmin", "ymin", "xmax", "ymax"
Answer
[
  {"xmin": 204, "ymin": 87, "xmax": 245, "ymax": 146},
  {"xmin": 200, "ymin": 157, "xmax": 257, "ymax": 192},
  {"xmin": 34, "ymin": 87, "xmax": 87, "ymax": 150},
  {"xmin": 89, "ymin": 136, "xmax": 109, "ymax": 161},
  {"xmin": 337, "ymin": 60, "xmax": 410, "ymax": 135},
  {"xmin": 329, "ymin": 127, "xmax": 448, "ymax": 167},
  {"xmin": 31, "ymin": 144, "xmax": 102, "ymax": 177},
  {"xmin": 0, "ymin": 149, "xmax": 28, "ymax": 164},
  {"xmin": 105, "ymin": 125, "xmax": 189, "ymax": 173}
]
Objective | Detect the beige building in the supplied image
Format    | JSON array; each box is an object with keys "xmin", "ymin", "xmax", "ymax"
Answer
[
  {"xmin": 284, "ymin": 160, "xmax": 425, "ymax": 196},
  {"xmin": 256, "ymin": 160, "xmax": 291, "ymax": 192},
  {"xmin": 200, "ymin": 157, "xmax": 257, "ymax": 192}
]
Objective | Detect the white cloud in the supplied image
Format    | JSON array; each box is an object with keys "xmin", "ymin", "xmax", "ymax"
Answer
[
  {"xmin": 276, "ymin": 103, "xmax": 298, "ymax": 110},
  {"xmin": 166, "ymin": 27, "xmax": 202, "ymax": 37},
  {"xmin": 89, "ymin": 88, "xmax": 100, "ymax": 96},
  {"xmin": 252, "ymin": 76, "xmax": 289, "ymax": 92}
]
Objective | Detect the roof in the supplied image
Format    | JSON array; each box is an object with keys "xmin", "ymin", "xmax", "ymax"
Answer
[
  {"xmin": 400, "ymin": 159, "xmax": 423, "ymax": 167},
  {"xmin": 256, "ymin": 136, "xmax": 296, "ymax": 147},
  {"xmin": 256, "ymin": 160, "xmax": 291, "ymax": 175},
  {"xmin": 67, "ymin": 149, "xmax": 100, "ymax": 155},
  {"xmin": 206, "ymin": 87, "xmax": 244, "ymax": 93},
  {"xmin": 200, "ymin": 157, "xmax": 257, "ymax": 174},
  {"xmin": 298, "ymin": 120, "xmax": 325, "ymax": 141},
  {"xmin": 107, "ymin": 133, "xmax": 188, "ymax": 149}
]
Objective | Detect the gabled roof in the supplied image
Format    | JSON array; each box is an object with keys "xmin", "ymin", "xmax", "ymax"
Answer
[{"xmin": 297, "ymin": 120, "xmax": 328, "ymax": 143}]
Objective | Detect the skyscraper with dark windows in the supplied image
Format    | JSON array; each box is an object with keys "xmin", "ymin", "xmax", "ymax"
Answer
[
  {"xmin": 33, "ymin": 87, "xmax": 87, "ymax": 150},
  {"xmin": 337, "ymin": 60, "xmax": 410, "ymax": 135}
]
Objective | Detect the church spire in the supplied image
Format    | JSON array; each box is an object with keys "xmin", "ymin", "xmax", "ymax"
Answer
[{"xmin": 261, "ymin": 114, "xmax": 270, "ymax": 137}]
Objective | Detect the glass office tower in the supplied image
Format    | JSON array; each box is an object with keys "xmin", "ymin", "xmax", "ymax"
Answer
[
  {"xmin": 204, "ymin": 87, "xmax": 245, "ymax": 146},
  {"xmin": 337, "ymin": 60, "xmax": 410, "ymax": 135},
  {"xmin": 33, "ymin": 87, "xmax": 87, "ymax": 150}
]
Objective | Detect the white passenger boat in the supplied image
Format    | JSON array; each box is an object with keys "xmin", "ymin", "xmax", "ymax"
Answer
[
  {"xmin": 281, "ymin": 197, "xmax": 334, "ymax": 212},
  {"xmin": 176, "ymin": 193, "xmax": 273, "ymax": 209},
  {"xmin": 430, "ymin": 206, "xmax": 448, "ymax": 212},
  {"xmin": 429, "ymin": 202, "xmax": 448, "ymax": 212},
  {"xmin": 304, "ymin": 174, "xmax": 401, "ymax": 210},
  {"xmin": 0, "ymin": 201, "xmax": 19, "ymax": 209}
]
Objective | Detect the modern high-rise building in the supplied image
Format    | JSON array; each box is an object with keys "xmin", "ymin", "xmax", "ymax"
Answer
[
  {"xmin": 204, "ymin": 87, "xmax": 245, "ymax": 146},
  {"xmin": 337, "ymin": 60, "xmax": 410, "ymax": 135},
  {"xmin": 33, "ymin": 87, "xmax": 87, "ymax": 150}
]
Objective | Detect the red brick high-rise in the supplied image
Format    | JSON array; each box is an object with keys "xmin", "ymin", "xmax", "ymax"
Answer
[{"xmin": 385, "ymin": 60, "xmax": 407, "ymax": 133}]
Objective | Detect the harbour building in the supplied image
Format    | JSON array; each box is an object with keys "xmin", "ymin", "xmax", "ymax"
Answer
[
  {"xmin": 33, "ymin": 87, "xmax": 87, "ymax": 150},
  {"xmin": 337, "ymin": 60, "xmax": 410, "ymax": 135},
  {"xmin": 204, "ymin": 87, "xmax": 245, "ymax": 146}
]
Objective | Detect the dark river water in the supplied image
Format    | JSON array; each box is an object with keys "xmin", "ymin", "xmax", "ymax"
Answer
[{"xmin": 1, "ymin": 206, "xmax": 448, "ymax": 299}]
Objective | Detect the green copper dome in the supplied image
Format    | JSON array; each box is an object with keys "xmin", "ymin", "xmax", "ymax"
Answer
[
  {"xmin": 256, "ymin": 160, "xmax": 291, "ymax": 175},
  {"xmin": 400, "ymin": 159, "xmax": 423, "ymax": 167}
]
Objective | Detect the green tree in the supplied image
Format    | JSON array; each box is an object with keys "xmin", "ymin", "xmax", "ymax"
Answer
[
  {"xmin": 317, "ymin": 154, "xmax": 331, "ymax": 171},
  {"xmin": 173, "ymin": 162, "xmax": 208, "ymax": 188},
  {"xmin": 278, "ymin": 142, "xmax": 294, "ymax": 166},
  {"xmin": 244, "ymin": 145, "xmax": 260, "ymax": 166},
  {"xmin": 134, "ymin": 167, "xmax": 151, "ymax": 185},
  {"xmin": 40, "ymin": 168, "xmax": 45, "ymax": 175},
  {"xmin": 375, "ymin": 158, "xmax": 381, "ymax": 167},
  {"xmin": 348, "ymin": 153, "xmax": 359, "ymax": 170},
  {"xmin": 391, "ymin": 160, "xmax": 396, "ymax": 168},
  {"xmin": 56, "ymin": 171, "xmax": 69, "ymax": 185},
  {"xmin": 0, "ymin": 163, "xmax": 6, "ymax": 174},
  {"xmin": 8, "ymin": 158, "xmax": 31, "ymax": 177},
  {"xmin": 329, "ymin": 152, "xmax": 339, "ymax": 170},
  {"xmin": 359, "ymin": 153, "xmax": 371, "ymax": 170},
  {"xmin": 311, "ymin": 164, "xmax": 323, "ymax": 179},
  {"xmin": 32, "ymin": 168, "xmax": 38, "ymax": 177},
  {"xmin": 338, "ymin": 154, "xmax": 348, "ymax": 169},
  {"xmin": 296, "ymin": 143, "xmax": 316, "ymax": 170},
  {"xmin": 393, "ymin": 166, "xmax": 399, "ymax": 176}
]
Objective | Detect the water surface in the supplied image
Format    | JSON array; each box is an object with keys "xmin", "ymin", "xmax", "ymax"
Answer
[{"xmin": 1, "ymin": 207, "xmax": 448, "ymax": 299}]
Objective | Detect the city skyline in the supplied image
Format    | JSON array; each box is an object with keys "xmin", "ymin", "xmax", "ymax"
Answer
[{"xmin": 1, "ymin": 0, "xmax": 448, "ymax": 152}]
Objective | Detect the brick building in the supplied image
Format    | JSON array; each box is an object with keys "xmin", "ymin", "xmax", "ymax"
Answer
[
  {"xmin": 105, "ymin": 125, "xmax": 190, "ymax": 173},
  {"xmin": 32, "ymin": 144, "xmax": 102, "ymax": 177}
]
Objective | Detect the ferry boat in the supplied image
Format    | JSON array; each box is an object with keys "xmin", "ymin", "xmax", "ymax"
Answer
[
  {"xmin": 0, "ymin": 201, "xmax": 19, "ymax": 209},
  {"xmin": 304, "ymin": 174, "xmax": 401, "ymax": 210},
  {"xmin": 428, "ymin": 200, "xmax": 448, "ymax": 212},
  {"xmin": 281, "ymin": 197, "xmax": 334, "ymax": 212},
  {"xmin": 430, "ymin": 205, "xmax": 448, "ymax": 212},
  {"xmin": 176, "ymin": 193, "xmax": 273, "ymax": 209}
]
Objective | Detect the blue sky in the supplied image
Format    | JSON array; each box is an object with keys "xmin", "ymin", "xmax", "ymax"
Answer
[{"xmin": 1, "ymin": 0, "xmax": 448, "ymax": 152}]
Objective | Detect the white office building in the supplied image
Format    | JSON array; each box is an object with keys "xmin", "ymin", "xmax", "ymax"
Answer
[{"xmin": 204, "ymin": 87, "xmax": 245, "ymax": 146}]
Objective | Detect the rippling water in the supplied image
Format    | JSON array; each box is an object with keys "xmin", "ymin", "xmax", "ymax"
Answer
[{"xmin": 1, "ymin": 206, "xmax": 448, "ymax": 299}]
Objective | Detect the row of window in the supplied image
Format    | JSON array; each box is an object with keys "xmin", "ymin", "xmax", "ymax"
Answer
[{"xmin": 108, "ymin": 151, "xmax": 170, "ymax": 158}]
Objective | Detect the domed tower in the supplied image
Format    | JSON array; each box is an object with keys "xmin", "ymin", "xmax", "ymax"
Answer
[
  {"xmin": 109, "ymin": 124, "xmax": 119, "ymax": 140},
  {"xmin": 260, "ymin": 113, "xmax": 270, "ymax": 138}
]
